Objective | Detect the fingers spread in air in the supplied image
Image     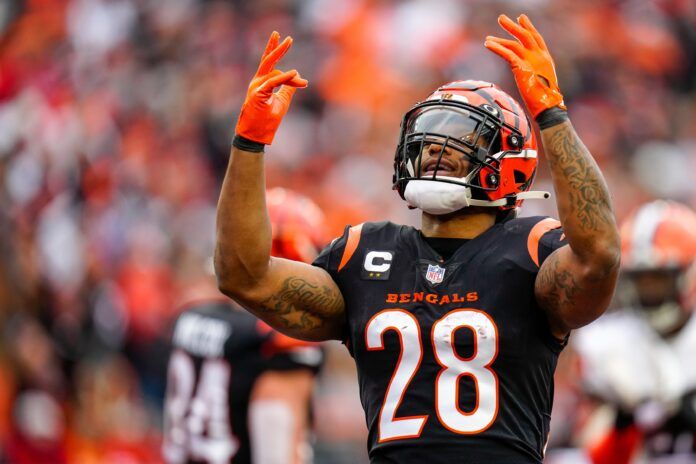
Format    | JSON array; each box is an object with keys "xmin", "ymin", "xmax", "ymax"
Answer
[
  {"xmin": 518, "ymin": 14, "xmax": 547, "ymax": 50},
  {"xmin": 257, "ymin": 36, "xmax": 293, "ymax": 76},
  {"xmin": 262, "ymin": 31, "xmax": 281, "ymax": 59},
  {"xmin": 498, "ymin": 14, "xmax": 536, "ymax": 49},
  {"xmin": 484, "ymin": 40, "xmax": 522, "ymax": 67}
]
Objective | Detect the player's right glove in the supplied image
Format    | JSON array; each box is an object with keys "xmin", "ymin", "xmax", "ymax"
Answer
[{"xmin": 234, "ymin": 31, "xmax": 308, "ymax": 150}]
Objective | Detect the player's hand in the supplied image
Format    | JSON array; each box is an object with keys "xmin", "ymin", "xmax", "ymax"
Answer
[
  {"xmin": 484, "ymin": 14, "xmax": 566, "ymax": 119},
  {"xmin": 236, "ymin": 31, "xmax": 308, "ymax": 145}
]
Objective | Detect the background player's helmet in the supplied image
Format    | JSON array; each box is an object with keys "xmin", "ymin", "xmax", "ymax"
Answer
[
  {"xmin": 619, "ymin": 200, "xmax": 696, "ymax": 335},
  {"xmin": 267, "ymin": 187, "xmax": 326, "ymax": 263},
  {"xmin": 393, "ymin": 80, "xmax": 544, "ymax": 211}
]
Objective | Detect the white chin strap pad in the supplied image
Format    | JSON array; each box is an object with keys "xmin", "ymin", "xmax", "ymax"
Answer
[
  {"xmin": 403, "ymin": 177, "xmax": 550, "ymax": 215},
  {"xmin": 404, "ymin": 178, "xmax": 472, "ymax": 215}
]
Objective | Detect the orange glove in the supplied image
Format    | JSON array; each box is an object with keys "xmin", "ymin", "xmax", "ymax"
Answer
[
  {"xmin": 485, "ymin": 14, "xmax": 566, "ymax": 119},
  {"xmin": 235, "ymin": 31, "xmax": 308, "ymax": 146}
]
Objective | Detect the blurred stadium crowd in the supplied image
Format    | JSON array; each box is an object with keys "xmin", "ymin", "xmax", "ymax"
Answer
[{"xmin": 0, "ymin": 0, "xmax": 695, "ymax": 462}]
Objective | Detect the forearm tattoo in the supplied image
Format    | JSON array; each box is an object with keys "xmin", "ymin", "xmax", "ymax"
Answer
[
  {"xmin": 546, "ymin": 127, "xmax": 614, "ymax": 232},
  {"xmin": 259, "ymin": 277, "xmax": 343, "ymax": 331}
]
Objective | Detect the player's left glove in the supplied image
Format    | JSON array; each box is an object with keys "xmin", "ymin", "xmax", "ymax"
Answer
[{"xmin": 485, "ymin": 14, "xmax": 567, "ymax": 124}]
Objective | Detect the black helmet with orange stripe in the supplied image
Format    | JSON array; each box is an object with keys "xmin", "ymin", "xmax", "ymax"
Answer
[{"xmin": 393, "ymin": 80, "xmax": 547, "ymax": 211}]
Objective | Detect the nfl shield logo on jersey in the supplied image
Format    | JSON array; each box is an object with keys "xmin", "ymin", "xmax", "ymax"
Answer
[{"xmin": 425, "ymin": 264, "xmax": 446, "ymax": 284}]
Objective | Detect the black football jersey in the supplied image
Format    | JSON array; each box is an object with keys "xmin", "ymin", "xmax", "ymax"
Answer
[
  {"xmin": 313, "ymin": 217, "xmax": 567, "ymax": 463},
  {"xmin": 162, "ymin": 300, "xmax": 323, "ymax": 464}
]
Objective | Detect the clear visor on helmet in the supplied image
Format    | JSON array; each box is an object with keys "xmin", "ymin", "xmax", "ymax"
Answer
[{"xmin": 403, "ymin": 106, "xmax": 499, "ymax": 162}]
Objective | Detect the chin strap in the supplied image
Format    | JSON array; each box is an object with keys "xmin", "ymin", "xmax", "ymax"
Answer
[
  {"xmin": 467, "ymin": 190, "xmax": 551, "ymax": 207},
  {"xmin": 403, "ymin": 175, "xmax": 551, "ymax": 215}
]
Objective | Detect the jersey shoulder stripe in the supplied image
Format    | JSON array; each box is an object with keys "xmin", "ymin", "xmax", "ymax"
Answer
[
  {"xmin": 499, "ymin": 216, "xmax": 566, "ymax": 272},
  {"xmin": 338, "ymin": 223, "xmax": 364, "ymax": 271},
  {"xmin": 526, "ymin": 218, "xmax": 562, "ymax": 267},
  {"xmin": 313, "ymin": 221, "xmax": 403, "ymax": 277}
]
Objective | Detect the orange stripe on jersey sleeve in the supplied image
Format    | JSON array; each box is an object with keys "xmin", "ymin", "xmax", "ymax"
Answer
[
  {"xmin": 338, "ymin": 223, "xmax": 364, "ymax": 272},
  {"xmin": 527, "ymin": 218, "xmax": 562, "ymax": 267}
]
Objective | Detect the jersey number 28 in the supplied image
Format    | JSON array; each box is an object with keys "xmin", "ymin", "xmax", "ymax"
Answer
[{"xmin": 366, "ymin": 308, "xmax": 498, "ymax": 442}]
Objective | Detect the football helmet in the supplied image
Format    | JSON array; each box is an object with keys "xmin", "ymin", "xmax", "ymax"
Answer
[
  {"xmin": 267, "ymin": 188, "xmax": 326, "ymax": 263},
  {"xmin": 393, "ymin": 80, "xmax": 549, "ymax": 213},
  {"xmin": 620, "ymin": 201, "xmax": 696, "ymax": 335}
]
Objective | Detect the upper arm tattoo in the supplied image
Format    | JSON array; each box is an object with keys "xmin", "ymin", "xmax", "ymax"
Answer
[
  {"xmin": 258, "ymin": 276, "xmax": 343, "ymax": 331},
  {"xmin": 535, "ymin": 252, "xmax": 580, "ymax": 324},
  {"xmin": 546, "ymin": 128, "xmax": 614, "ymax": 232},
  {"xmin": 535, "ymin": 246, "xmax": 620, "ymax": 333}
]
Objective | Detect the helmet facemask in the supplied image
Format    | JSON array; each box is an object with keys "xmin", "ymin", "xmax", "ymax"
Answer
[
  {"xmin": 396, "ymin": 99, "xmax": 504, "ymax": 191},
  {"xmin": 394, "ymin": 98, "xmax": 546, "ymax": 214}
]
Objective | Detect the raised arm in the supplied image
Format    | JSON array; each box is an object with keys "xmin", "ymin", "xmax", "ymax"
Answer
[
  {"xmin": 486, "ymin": 15, "xmax": 620, "ymax": 338},
  {"xmin": 534, "ymin": 120, "xmax": 620, "ymax": 337},
  {"xmin": 215, "ymin": 32, "xmax": 344, "ymax": 341}
]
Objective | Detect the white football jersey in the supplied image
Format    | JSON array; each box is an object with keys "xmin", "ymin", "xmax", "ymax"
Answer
[{"xmin": 574, "ymin": 310, "xmax": 696, "ymax": 413}]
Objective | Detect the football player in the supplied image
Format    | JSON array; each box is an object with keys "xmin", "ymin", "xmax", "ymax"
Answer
[
  {"xmin": 574, "ymin": 200, "xmax": 696, "ymax": 463},
  {"xmin": 215, "ymin": 16, "xmax": 620, "ymax": 463},
  {"xmin": 162, "ymin": 188, "xmax": 325, "ymax": 464}
]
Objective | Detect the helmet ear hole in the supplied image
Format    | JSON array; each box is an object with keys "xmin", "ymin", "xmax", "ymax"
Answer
[{"xmin": 513, "ymin": 170, "xmax": 526, "ymax": 184}]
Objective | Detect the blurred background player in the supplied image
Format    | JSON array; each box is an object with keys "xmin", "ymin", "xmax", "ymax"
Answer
[
  {"xmin": 574, "ymin": 200, "xmax": 696, "ymax": 464},
  {"xmin": 162, "ymin": 188, "xmax": 326, "ymax": 464}
]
